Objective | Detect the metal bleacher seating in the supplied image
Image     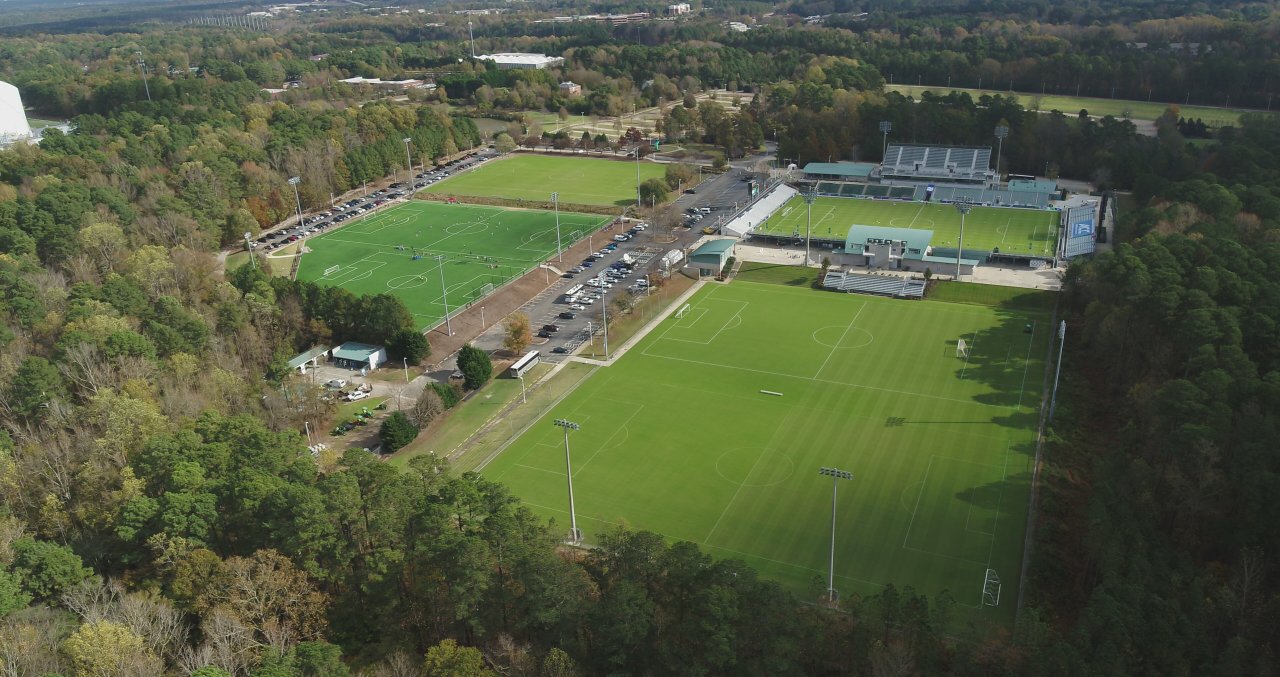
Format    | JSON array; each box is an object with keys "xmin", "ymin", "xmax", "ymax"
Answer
[
  {"xmin": 822, "ymin": 271, "xmax": 926, "ymax": 299},
  {"xmin": 882, "ymin": 144, "xmax": 992, "ymax": 182}
]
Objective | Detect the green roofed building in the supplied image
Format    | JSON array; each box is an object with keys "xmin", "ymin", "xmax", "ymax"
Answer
[
  {"xmin": 332, "ymin": 342, "xmax": 387, "ymax": 371},
  {"xmin": 288, "ymin": 345, "xmax": 331, "ymax": 374},
  {"xmin": 1007, "ymin": 178, "xmax": 1058, "ymax": 194},
  {"xmin": 836, "ymin": 225, "xmax": 979, "ymax": 274},
  {"xmin": 802, "ymin": 162, "xmax": 877, "ymax": 181},
  {"xmin": 688, "ymin": 239, "xmax": 736, "ymax": 277}
]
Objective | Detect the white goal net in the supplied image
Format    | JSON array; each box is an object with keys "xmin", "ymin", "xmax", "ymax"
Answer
[
  {"xmin": 956, "ymin": 338, "xmax": 969, "ymax": 358},
  {"xmin": 675, "ymin": 303, "xmax": 691, "ymax": 319},
  {"xmin": 982, "ymin": 569, "xmax": 1002, "ymax": 607}
]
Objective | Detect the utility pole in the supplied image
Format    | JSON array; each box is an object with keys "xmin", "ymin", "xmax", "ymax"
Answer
[
  {"xmin": 552, "ymin": 192, "xmax": 562, "ymax": 262},
  {"xmin": 879, "ymin": 120, "xmax": 892, "ymax": 161},
  {"xmin": 288, "ymin": 177, "xmax": 304, "ymax": 227},
  {"xmin": 1049, "ymin": 321, "xmax": 1067, "ymax": 419},
  {"xmin": 403, "ymin": 138, "xmax": 413, "ymax": 189},
  {"xmin": 135, "ymin": 51, "xmax": 151, "ymax": 102},
  {"xmin": 468, "ymin": 21, "xmax": 476, "ymax": 58},
  {"xmin": 634, "ymin": 147, "xmax": 642, "ymax": 210},
  {"xmin": 243, "ymin": 232, "xmax": 256, "ymax": 270},
  {"xmin": 954, "ymin": 201, "xmax": 970, "ymax": 280},
  {"xmin": 994, "ymin": 125, "xmax": 1009, "ymax": 185},
  {"xmin": 818, "ymin": 467, "xmax": 853, "ymax": 603},
  {"xmin": 599, "ymin": 273, "xmax": 610, "ymax": 359},
  {"xmin": 402, "ymin": 357, "xmax": 409, "ymax": 382},
  {"xmin": 437, "ymin": 255, "xmax": 452, "ymax": 336},
  {"xmin": 553, "ymin": 419, "xmax": 583, "ymax": 544},
  {"xmin": 803, "ymin": 190, "xmax": 817, "ymax": 266}
]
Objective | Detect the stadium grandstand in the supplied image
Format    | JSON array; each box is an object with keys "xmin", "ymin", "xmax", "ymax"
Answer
[
  {"xmin": 880, "ymin": 144, "xmax": 993, "ymax": 185},
  {"xmin": 827, "ymin": 225, "xmax": 979, "ymax": 275},
  {"xmin": 916, "ymin": 184, "xmax": 1052, "ymax": 208},
  {"xmin": 821, "ymin": 270, "xmax": 926, "ymax": 298},
  {"xmin": 802, "ymin": 161, "xmax": 877, "ymax": 182}
]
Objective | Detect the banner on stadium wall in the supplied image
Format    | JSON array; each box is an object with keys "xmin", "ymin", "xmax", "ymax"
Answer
[{"xmin": 1062, "ymin": 202, "xmax": 1098, "ymax": 258}]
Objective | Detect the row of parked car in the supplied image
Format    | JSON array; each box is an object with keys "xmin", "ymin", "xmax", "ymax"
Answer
[{"xmin": 248, "ymin": 150, "xmax": 499, "ymax": 252}]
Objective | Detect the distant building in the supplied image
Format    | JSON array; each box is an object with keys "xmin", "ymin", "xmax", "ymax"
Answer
[
  {"xmin": 726, "ymin": 21, "xmax": 750, "ymax": 32},
  {"xmin": 332, "ymin": 342, "xmax": 387, "ymax": 371},
  {"xmin": 340, "ymin": 76, "xmax": 432, "ymax": 90},
  {"xmin": 477, "ymin": 53, "xmax": 565, "ymax": 70},
  {"xmin": 0, "ymin": 80, "xmax": 32, "ymax": 144},
  {"xmin": 308, "ymin": 53, "xmax": 329, "ymax": 61},
  {"xmin": 687, "ymin": 239, "xmax": 736, "ymax": 277},
  {"xmin": 261, "ymin": 88, "xmax": 288, "ymax": 98},
  {"xmin": 667, "ymin": 3, "xmax": 691, "ymax": 15},
  {"xmin": 559, "ymin": 81, "xmax": 582, "ymax": 96}
]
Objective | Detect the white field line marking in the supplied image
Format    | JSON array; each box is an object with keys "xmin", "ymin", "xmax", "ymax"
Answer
[
  {"xmin": 813, "ymin": 301, "xmax": 867, "ymax": 378},
  {"xmin": 907, "ymin": 202, "xmax": 928, "ymax": 229},
  {"xmin": 901, "ymin": 456, "xmax": 934, "ymax": 548}
]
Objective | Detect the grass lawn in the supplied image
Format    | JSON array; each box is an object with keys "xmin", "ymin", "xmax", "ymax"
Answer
[
  {"xmin": 482, "ymin": 281, "xmax": 1050, "ymax": 624},
  {"xmin": 928, "ymin": 281, "xmax": 1057, "ymax": 313},
  {"xmin": 296, "ymin": 201, "xmax": 609, "ymax": 330},
  {"xmin": 756, "ymin": 195, "xmax": 1059, "ymax": 258},
  {"xmin": 333, "ymin": 396, "xmax": 387, "ymax": 423},
  {"xmin": 885, "ymin": 84, "xmax": 1265, "ymax": 126},
  {"xmin": 734, "ymin": 262, "xmax": 821, "ymax": 287},
  {"xmin": 427, "ymin": 154, "xmax": 668, "ymax": 207}
]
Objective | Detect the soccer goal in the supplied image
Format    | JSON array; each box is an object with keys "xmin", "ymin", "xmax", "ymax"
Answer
[
  {"xmin": 956, "ymin": 338, "xmax": 969, "ymax": 358},
  {"xmin": 323, "ymin": 265, "xmax": 340, "ymax": 277},
  {"xmin": 675, "ymin": 303, "xmax": 691, "ymax": 319},
  {"xmin": 982, "ymin": 569, "xmax": 1002, "ymax": 607},
  {"xmin": 472, "ymin": 282, "xmax": 495, "ymax": 300}
]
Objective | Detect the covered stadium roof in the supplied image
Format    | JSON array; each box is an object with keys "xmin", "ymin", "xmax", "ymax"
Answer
[
  {"xmin": 477, "ymin": 53, "xmax": 565, "ymax": 68},
  {"xmin": 802, "ymin": 161, "xmax": 876, "ymax": 179},
  {"xmin": 690, "ymin": 239, "xmax": 735, "ymax": 260},
  {"xmin": 845, "ymin": 225, "xmax": 933, "ymax": 260}
]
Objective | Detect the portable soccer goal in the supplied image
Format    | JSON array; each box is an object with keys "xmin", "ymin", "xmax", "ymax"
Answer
[
  {"xmin": 472, "ymin": 282, "xmax": 495, "ymax": 300},
  {"xmin": 982, "ymin": 569, "xmax": 1002, "ymax": 607},
  {"xmin": 675, "ymin": 303, "xmax": 691, "ymax": 319},
  {"xmin": 323, "ymin": 264, "xmax": 340, "ymax": 277},
  {"xmin": 956, "ymin": 338, "xmax": 969, "ymax": 358}
]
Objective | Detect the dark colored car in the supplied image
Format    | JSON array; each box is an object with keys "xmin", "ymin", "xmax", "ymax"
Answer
[
  {"xmin": 552, "ymin": 346, "xmax": 569, "ymax": 354},
  {"xmin": 559, "ymin": 312, "xmax": 577, "ymax": 320},
  {"xmin": 542, "ymin": 324, "xmax": 560, "ymax": 333},
  {"xmin": 537, "ymin": 329, "xmax": 553, "ymax": 338}
]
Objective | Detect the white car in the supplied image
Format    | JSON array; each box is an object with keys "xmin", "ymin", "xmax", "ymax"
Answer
[
  {"xmin": 324, "ymin": 379, "xmax": 348, "ymax": 389},
  {"xmin": 346, "ymin": 390, "xmax": 369, "ymax": 402},
  {"xmin": 633, "ymin": 223, "xmax": 647, "ymax": 231}
]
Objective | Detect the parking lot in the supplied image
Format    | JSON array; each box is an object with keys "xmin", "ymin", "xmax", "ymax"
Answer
[{"xmin": 246, "ymin": 149, "xmax": 501, "ymax": 254}]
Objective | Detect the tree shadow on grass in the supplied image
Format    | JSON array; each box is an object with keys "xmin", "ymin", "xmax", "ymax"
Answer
[{"xmin": 954, "ymin": 308, "xmax": 1051, "ymax": 416}]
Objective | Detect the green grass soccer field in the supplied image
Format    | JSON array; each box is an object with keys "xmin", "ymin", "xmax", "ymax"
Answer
[
  {"xmin": 756, "ymin": 196, "xmax": 1060, "ymax": 257},
  {"xmin": 427, "ymin": 154, "xmax": 668, "ymax": 207},
  {"xmin": 296, "ymin": 201, "xmax": 609, "ymax": 330},
  {"xmin": 483, "ymin": 281, "xmax": 1051, "ymax": 623}
]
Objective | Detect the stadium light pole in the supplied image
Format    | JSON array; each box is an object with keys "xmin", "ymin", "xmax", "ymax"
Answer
[
  {"xmin": 818, "ymin": 467, "xmax": 853, "ymax": 603},
  {"xmin": 518, "ymin": 373, "xmax": 527, "ymax": 403},
  {"xmin": 634, "ymin": 146, "xmax": 642, "ymax": 210},
  {"xmin": 243, "ymin": 232, "xmax": 256, "ymax": 270},
  {"xmin": 437, "ymin": 255, "xmax": 452, "ymax": 336},
  {"xmin": 598, "ymin": 273, "xmax": 610, "ymax": 360},
  {"xmin": 954, "ymin": 201, "xmax": 971, "ymax": 280},
  {"xmin": 1049, "ymin": 321, "xmax": 1067, "ymax": 419},
  {"xmin": 553, "ymin": 418, "xmax": 583, "ymax": 544},
  {"xmin": 135, "ymin": 51, "xmax": 151, "ymax": 103},
  {"xmin": 552, "ymin": 192, "xmax": 562, "ymax": 262},
  {"xmin": 803, "ymin": 190, "xmax": 817, "ymax": 266},
  {"xmin": 879, "ymin": 120, "xmax": 892, "ymax": 160},
  {"xmin": 288, "ymin": 177, "xmax": 304, "ymax": 228},
  {"xmin": 994, "ymin": 125, "xmax": 1009, "ymax": 185},
  {"xmin": 403, "ymin": 137, "xmax": 413, "ymax": 189}
]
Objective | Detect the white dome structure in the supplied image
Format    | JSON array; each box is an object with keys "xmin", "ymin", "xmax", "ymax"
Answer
[{"xmin": 0, "ymin": 81, "xmax": 31, "ymax": 141}]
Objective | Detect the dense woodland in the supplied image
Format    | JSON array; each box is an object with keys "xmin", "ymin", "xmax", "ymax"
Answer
[{"xmin": 1, "ymin": 2, "xmax": 1279, "ymax": 674}]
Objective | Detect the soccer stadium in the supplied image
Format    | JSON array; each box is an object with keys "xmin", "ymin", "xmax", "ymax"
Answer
[
  {"xmin": 296, "ymin": 201, "xmax": 610, "ymax": 330},
  {"xmin": 484, "ymin": 281, "xmax": 1051, "ymax": 624}
]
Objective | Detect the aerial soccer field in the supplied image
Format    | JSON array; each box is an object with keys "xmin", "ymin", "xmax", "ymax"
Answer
[
  {"xmin": 426, "ymin": 154, "xmax": 668, "ymax": 207},
  {"xmin": 757, "ymin": 196, "xmax": 1060, "ymax": 257},
  {"xmin": 296, "ymin": 201, "xmax": 609, "ymax": 330},
  {"xmin": 483, "ymin": 280, "xmax": 1052, "ymax": 623}
]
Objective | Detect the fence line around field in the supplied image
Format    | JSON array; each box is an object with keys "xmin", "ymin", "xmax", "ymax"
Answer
[{"xmin": 1015, "ymin": 299, "xmax": 1060, "ymax": 621}]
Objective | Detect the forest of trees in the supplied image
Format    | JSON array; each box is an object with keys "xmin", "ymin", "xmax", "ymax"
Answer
[{"xmin": 1, "ymin": 1, "xmax": 1279, "ymax": 673}]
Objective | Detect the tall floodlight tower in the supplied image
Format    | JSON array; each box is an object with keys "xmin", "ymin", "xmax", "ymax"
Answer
[
  {"xmin": 954, "ymin": 200, "xmax": 971, "ymax": 280},
  {"xmin": 468, "ymin": 21, "xmax": 476, "ymax": 58},
  {"xmin": 553, "ymin": 418, "xmax": 583, "ymax": 544},
  {"xmin": 0, "ymin": 81, "xmax": 31, "ymax": 142},
  {"xmin": 994, "ymin": 124, "xmax": 1009, "ymax": 184},
  {"xmin": 287, "ymin": 177, "xmax": 304, "ymax": 227},
  {"xmin": 803, "ymin": 190, "xmax": 817, "ymax": 266},
  {"xmin": 552, "ymin": 192, "xmax": 562, "ymax": 262},
  {"xmin": 403, "ymin": 137, "xmax": 414, "ymax": 188},
  {"xmin": 879, "ymin": 120, "xmax": 892, "ymax": 160},
  {"xmin": 135, "ymin": 51, "xmax": 152, "ymax": 103},
  {"xmin": 818, "ymin": 467, "xmax": 854, "ymax": 603}
]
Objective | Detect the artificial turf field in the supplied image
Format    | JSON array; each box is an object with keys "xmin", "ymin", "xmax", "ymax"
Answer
[
  {"xmin": 296, "ymin": 201, "xmax": 609, "ymax": 330},
  {"xmin": 426, "ymin": 154, "xmax": 668, "ymax": 206},
  {"xmin": 483, "ymin": 281, "xmax": 1051, "ymax": 622},
  {"xmin": 756, "ymin": 195, "xmax": 1060, "ymax": 258}
]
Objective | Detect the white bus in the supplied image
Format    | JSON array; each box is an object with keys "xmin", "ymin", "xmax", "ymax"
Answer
[
  {"xmin": 563, "ymin": 284, "xmax": 584, "ymax": 301},
  {"xmin": 508, "ymin": 351, "xmax": 540, "ymax": 378}
]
